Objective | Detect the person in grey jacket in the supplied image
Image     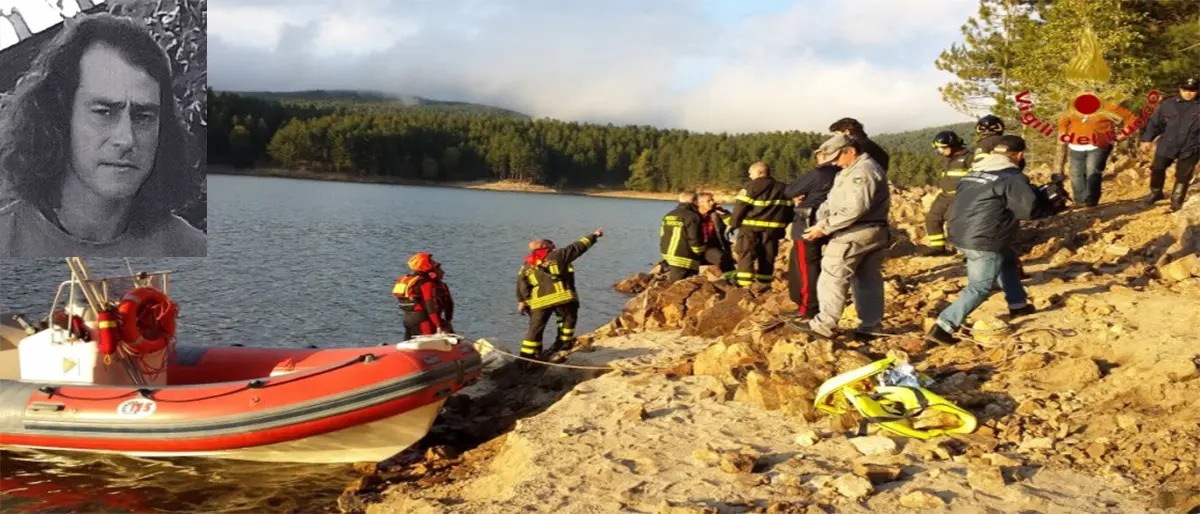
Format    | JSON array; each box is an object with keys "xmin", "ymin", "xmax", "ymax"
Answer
[
  {"xmin": 927, "ymin": 135, "xmax": 1046, "ymax": 345},
  {"xmin": 792, "ymin": 134, "xmax": 890, "ymax": 341}
]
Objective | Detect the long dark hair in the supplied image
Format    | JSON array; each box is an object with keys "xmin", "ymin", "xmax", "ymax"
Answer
[{"xmin": 0, "ymin": 12, "xmax": 194, "ymax": 230}]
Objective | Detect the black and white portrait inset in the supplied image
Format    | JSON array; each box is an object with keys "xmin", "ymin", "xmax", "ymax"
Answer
[{"xmin": 0, "ymin": 0, "xmax": 206, "ymax": 258}]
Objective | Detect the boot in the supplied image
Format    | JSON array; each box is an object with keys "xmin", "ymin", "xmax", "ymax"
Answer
[
  {"xmin": 925, "ymin": 325, "xmax": 959, "ymax": 345},
  {"xmin": 916, "ymin": 245, "xmax": 952, "ymax": 257},
  {"xmin": 1009, "ymin": 304, "xmax": 1036, "ymax": 319},
  {"xmin": 1170, "ymin": 183, "xmax": 1188, "ymax": 212},
  {"xmin": 1143, "ymin": 189, "xmax": 1165, "ymax": 206}
]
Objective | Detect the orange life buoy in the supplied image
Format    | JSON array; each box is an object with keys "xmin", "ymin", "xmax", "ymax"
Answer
[{"xmin": 116, "ymin": 287, "xmax": 178, "ymax": 355}]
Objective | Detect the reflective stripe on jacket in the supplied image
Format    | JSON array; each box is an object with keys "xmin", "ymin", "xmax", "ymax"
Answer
[
  {"xmin": 516, "ymin": 234, "xmax": 599, "ymax": 310},
  {"xmin": 729, "ymin": 177, "xmax": 794, "ymax": 233},
  {"xmin": 660, "ymin": 203, "xmax": 704, "ymax": 270},
  {"xmin": 937, "ymin": 149, "xmax": 972, "ymax": 193}
]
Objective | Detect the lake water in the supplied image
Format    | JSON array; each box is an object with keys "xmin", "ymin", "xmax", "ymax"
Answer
[{"xmin": 0, "ymin": 174, "xmax": 677, "ymax": 513}]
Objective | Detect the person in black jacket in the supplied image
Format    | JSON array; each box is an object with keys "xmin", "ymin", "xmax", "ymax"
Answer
[
  {"xmin": 927, "ymin": 136, "xmax": 1046, "ymax": 345},
  {"xmin": 830, "ymin": 117, "xmax": 890, "ymax": 172},
  {"xmin": 1140, "ymin": 77, "xmax": 1200, "ymax": 211},
  {"xmin": 973, "ymin": 115, "xmax": 1006, "ymax": 165},
  {"xmin": 660, "ymin": 192, "xmax": 705, "ymax": 282},
  {"xmin": 920, "ymin": 130, "xmax": 973, "ymax": 256},
  {"xmin": 516, "ymin": 229, "xmax": 603, "ymax": 362},
  {"xmin": 697, "ymin": 192, "xmax": 734, "ymax": 274},
  {"xmin": 783, "ymin": 147, "xmax": 840, "ymax": 318},
  {"xmin": 728, "ymin": 161, "xmax": 794, "ymax": 286}
]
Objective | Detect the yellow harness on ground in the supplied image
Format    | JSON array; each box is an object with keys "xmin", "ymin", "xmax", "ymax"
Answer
[{"xmin": 814, "ymin": 357, "xmax": 977, "ymax": 440}]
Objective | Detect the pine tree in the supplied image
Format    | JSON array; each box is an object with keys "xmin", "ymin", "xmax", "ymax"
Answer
[{"xmin": 935, "ymin": 0, "xmax": 1041, "ymax": 118}]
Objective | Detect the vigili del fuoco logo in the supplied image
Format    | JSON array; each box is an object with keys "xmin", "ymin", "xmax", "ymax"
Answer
[{"xmin": 1013, "ymin": 26, "xmax": 1160, "ymax": 147}]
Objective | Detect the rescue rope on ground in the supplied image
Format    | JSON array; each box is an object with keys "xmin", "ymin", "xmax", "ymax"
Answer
[
  {"xmin": 473, "ymin": 339, "xmax": 659, "ymax": 372},
  {"xmin": 822, "ymin": 324, "xmax": 1065, "ymax": 370}
]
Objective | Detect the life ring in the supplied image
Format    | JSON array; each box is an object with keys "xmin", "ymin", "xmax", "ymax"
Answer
[{"xmin": 116, "ymin": 287, "xmax": 178, "ymax": 354}]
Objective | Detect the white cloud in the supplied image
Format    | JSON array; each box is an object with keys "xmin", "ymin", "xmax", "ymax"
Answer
[
  {"xmin": 314, "ymin": 15, "xmax": 422, "ymax": 56},
  {"xmin": 208, "ymin": 4, "xmax": 300, "ymax": 49},
  {"xmin": 208, "ymin": 0, "xmax": 979, "ymax": 133}
]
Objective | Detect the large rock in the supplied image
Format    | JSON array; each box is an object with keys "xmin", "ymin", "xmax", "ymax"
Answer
[
  {"xmin": 683, "ymin": 288, "xmax": 752, "ymax": 338},
  {"xmin": 658, "ymin": 280, "xmax": 701, "ymax": 327},
  {"xmin": 693, "ymin": 341, "xmax": 758, "ymax": 378},
  {"xmin": 899, "ymin": 490, "xmax": 946, "ymax": 510},
  {"xmin": 734, "ymin": 370, "xmax": 787, "ymax": 411},
  {"xmin": 614, "ymin": 272, "xmax": 656, "ymax": 294},
  {"xmin": 849, "ymin": 435, "xmax": 899, "ymax": 456},
  {"xmin": 833, "ymin": 474, "xmax": 874, "ymax": 500},
  {"xmin": 966, "ymin": 465, "xmax": 1006, "ymax": 493},
  {"xmin": 1159, "ymin": 254, "xmax": 1200, "ymax": 282},
  {"xmin": 686, "ymin": 282, "xmax": 723, "ymax": 314}
]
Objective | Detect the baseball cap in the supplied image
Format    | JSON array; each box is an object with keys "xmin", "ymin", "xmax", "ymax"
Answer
[
  {"xmin": 815, "ymin": 134, "xmax": 852, "ymax": 164},
  {"xmin": 1181, "ymin": 77, "xmax": 1199, "ymax": 91},
  {"xmin": 991, "ymin": 135, "xmax": 1027, "ymax": 153}
]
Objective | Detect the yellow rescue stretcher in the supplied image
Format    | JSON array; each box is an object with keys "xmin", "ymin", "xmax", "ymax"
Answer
[{"xmin": 814, "ymin": 357, "xmax": 977, "ymax": 440}]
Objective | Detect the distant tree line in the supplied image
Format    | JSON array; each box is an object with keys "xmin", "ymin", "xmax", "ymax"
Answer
[{"xmin": 208, "ymin": 90, "xmax": 962, "ymax": 191}]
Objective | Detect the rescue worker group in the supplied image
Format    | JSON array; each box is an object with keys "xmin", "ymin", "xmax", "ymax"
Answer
[{"xmin": 392, "ymin": 78, "xmax": 1200, "ymax": 362}]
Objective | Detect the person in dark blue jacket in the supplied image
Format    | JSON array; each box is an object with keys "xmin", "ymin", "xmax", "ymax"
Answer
[
  {"xmin": 1140, "ymin": 77, "xmax": 1200, "ymax": 211},
  {"xmin": 927, "ymin": 136, "xmax": 1050, "ymax": 345},
  {"xmin": 783, "ymin": 145, "xmax": 840, "ymax": 319}
]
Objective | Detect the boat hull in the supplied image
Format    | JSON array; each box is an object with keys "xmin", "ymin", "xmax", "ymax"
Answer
[
  {"xmin": 0, "ymin": 338, "xmax": 482, "ymax": 463},
  {"xmin": 10, "ymin": 400, "xmax": 448, "ymax": 464}
]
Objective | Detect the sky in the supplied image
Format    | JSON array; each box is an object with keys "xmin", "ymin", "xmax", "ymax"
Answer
[
  {"xmin": 207, "ymin": 0, "xmax": 981, "ymax": 135},
  {"xmin": 0, "ymin": 0, "xmax": 98, "ymax": 50}
]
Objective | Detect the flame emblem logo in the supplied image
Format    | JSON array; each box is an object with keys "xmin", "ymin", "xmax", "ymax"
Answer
[
  {"xmin": 1014, "ymin": 25, "xmax": 1161, "ymax": 144},
  {"xmin": 1057, "ymin": 25, "xmax": 1129, "ymax": 123}
]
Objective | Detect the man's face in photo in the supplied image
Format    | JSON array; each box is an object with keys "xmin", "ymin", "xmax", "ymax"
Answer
[{"xmin": 69, "ymin": 41, "xmax": 161, "ymax": 202}]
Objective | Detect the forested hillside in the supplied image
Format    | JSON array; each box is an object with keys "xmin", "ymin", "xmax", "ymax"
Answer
[
  {"xmin": 873, "ymin": 122, "xmax": 977, "ymax": 154},
  {"xmin": 208, "ymin": 89, "xmax": 956, "ymax": 189},
  {"xmin": 237, "ymin": 90, "xmax": 531, "ymax": 119},
  {"xmin": 209, "ymin": 0, "xmax": 1200, "ymax": 192}
]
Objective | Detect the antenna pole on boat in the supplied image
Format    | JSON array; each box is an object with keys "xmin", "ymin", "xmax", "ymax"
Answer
[
  {"xmin": 64, "ymin": 257, "xmax": 104, "ymax": 312},
  {"xmin": 62, "ymin": 258, "xmax": 149, "ymax": 387}
]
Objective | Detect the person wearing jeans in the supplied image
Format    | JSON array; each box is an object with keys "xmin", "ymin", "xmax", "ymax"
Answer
[
  {"xmin": 1056, "ymin": 111, "xmax": 1128, "ymax": 207},
  {"xmin": 1066, "ymin": 145, "xmax": 1113, "ymax": 206},
  {"xmin": 928, "ymin": 136, "xmax": 1052, "ymax": 345},
  {"xmin": 935, "ymin": 248, "xmax": 1027, "ymax": 332}
]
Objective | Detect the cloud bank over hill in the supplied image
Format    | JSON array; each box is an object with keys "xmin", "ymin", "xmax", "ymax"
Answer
[{"xmin": 209, "ymin": 0, "xmax": 979, "ymax": 134}]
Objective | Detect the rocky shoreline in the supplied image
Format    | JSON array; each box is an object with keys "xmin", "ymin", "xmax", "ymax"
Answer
[{"xmin": 342, "ymin": 156, "xmax": 1200, "ymax": 513}]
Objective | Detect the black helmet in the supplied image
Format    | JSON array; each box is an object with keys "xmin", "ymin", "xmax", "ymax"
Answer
[
  {"xmin": 1181, "ymin": 77, "xmax": 1200, "ymax": 91},
  {"xmin": 976, "ymin": 115, "xmax": 1005, "ymax": 136},
  {"xmin": 931, "ymin": 130, "xmax": 965, "ymax": 150}
]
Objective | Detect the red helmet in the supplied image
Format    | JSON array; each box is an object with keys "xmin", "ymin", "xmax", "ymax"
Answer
[{"xmin": 407, "ymin": 252, "xmax": 439, "ymax": 272}]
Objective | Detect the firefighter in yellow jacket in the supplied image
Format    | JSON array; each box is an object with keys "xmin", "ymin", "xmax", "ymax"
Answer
[
  {"xmin": 516, "ymin": 228, "xmax": 603, "ymax": 362},
  {"xmin": 660, "ymin": 191, "xmax": 705, "ymax": 282},
  {"xmin": 727, "ymin": 161, "xmax": 794, "ymax": 286},
  {"xmin": 920, "ymin": 130, "xmax": 972, "ymax": 256}
]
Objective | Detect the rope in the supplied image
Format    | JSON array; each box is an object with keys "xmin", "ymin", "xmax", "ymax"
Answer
[
  {"xmin": 785, "ymin": 320, "xmax": 1065, "ymax": 371},
  {"xmin": 473, "ymin": 338, "xmax": 658, "ymax": 372}
]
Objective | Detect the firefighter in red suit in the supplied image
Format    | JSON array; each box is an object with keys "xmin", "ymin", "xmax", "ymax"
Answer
[{"xmin": 393, "ymin": 253, "xmax": 455, "ymax": 339}]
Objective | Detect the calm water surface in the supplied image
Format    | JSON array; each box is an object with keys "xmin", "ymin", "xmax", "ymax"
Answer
[{"xmin": 0, "ymin": 174, "xmax": 676, "ymax": 513}]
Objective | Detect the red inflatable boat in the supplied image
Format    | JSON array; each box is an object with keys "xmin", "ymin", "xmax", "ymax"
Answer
[{"xmin": 0, "ymin": 262, "xmax": 482, "ymax": 464}]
